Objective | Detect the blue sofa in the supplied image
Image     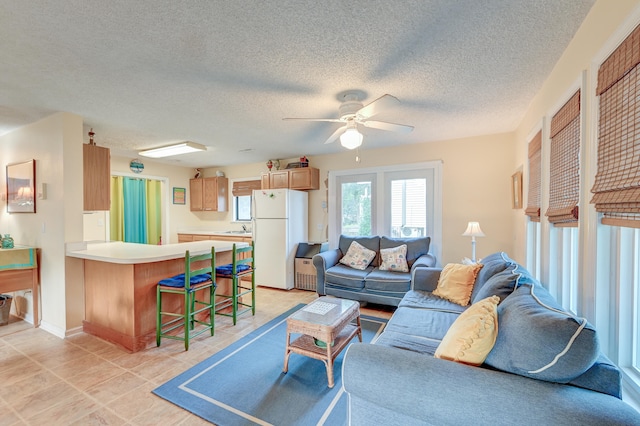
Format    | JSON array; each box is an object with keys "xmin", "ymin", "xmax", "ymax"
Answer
[
  {"xmin": 312, "ymin": 235, "xmax": 436, "ymax": 307},
  {"xmin": 342, "ymin": 252, "xmax": 640, "ymax": 425}
]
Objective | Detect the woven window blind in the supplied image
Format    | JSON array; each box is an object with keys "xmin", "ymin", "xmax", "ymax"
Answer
[
  {"xmin": 591, "ymin": 23, "xmax": 640, "ymax": 228},
  {"xmin": 546, "ymin": 91, "xmax": 580, "ymax": 226},
  {"xmin": 525, "ymin": 130, "xmax": 542, "ymax": 222},
  {"xmin": 231, "ymin": 179, "xmax": 261, "ymax": 197}
]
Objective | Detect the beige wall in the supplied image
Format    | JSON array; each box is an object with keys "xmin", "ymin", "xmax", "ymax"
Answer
[
  {"xmin": 207, "ymin": 132, "xmax": 515, "ymax": 265},
  {"xmin": 0, "ymin": 112, "xmax": 84, "ymax": 336}
]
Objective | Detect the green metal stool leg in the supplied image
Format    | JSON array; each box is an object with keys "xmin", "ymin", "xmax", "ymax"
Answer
[
  {"xmin": 184, "ymin": 290, "xmax": 191, "ymax": 351},
  {"xmin": 156, "ymin": 286, "xmax": 162, "ymax": 346}
]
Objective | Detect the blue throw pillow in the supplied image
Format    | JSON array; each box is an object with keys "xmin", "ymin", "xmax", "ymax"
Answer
[{"xmin": 484, "ymin": 283, "xmax": 599, "ymax": 383}]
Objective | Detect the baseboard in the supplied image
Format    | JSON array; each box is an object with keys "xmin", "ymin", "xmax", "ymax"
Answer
[
  {"xmin": 65, "ymin": 325, "xmax": 84, "ymax": 337},
  {"xmin": 39, "ymin": 320, "xmax": 66, "ymax": 339}
]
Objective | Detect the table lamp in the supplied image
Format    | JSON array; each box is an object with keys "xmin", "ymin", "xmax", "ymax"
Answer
[{"xmin": 462, "ymin": 221, "xmax": 485, "ymax": 262}]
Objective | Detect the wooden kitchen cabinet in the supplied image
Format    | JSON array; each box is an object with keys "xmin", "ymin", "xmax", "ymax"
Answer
[
  {"xmin": 289, "ymin": 167, "xmax": 319, "ymax": 190},
  {"xmin": 261, "ymin": 167, "xmax": 319, "ymax": 191},
  {"xmin": 189, "ymin": 177, "xmax": 228, "ymax": 212},
  {"xmin": 83, "ymin": 143, "xmax": 111, "ymax": 211}
]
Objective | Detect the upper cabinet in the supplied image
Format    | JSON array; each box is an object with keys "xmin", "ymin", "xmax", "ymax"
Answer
[
  {"xmin": 83, "ymin": 143, "xmax": 111, "ymax": 211},
  {"xmin": 190, "ymin": 177, "xmax": 228, "ymax": 212},
  {"xmin": 261, "ymin": 167, "xmax": 319, "ymax": 191}
]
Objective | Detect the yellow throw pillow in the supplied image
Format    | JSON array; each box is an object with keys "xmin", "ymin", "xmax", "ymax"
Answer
[
  {"xmin": 435, "ymin": 295, "xmax": 500, "ymax": 366},
  {"xmin": 432, "ymin": 263, "xmax": 483, "ymax": 306}
]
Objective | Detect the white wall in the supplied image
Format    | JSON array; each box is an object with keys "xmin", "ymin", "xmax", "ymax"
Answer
[{"xmin": 0, "ymin": 112, "xmax": 84, "ymax": 335}]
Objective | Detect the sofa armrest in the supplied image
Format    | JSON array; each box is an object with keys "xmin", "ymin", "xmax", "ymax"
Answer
[
  {"xmin": 312, "ymin": 249, "xmax": 341, "ymax": 296},
  {"xmin": 411, "ymin": 261, "xmax": 442, "ymax": 292},
  {"xmin": 343, "ymin": 344, "xmax": 640, "ymax": 425}
]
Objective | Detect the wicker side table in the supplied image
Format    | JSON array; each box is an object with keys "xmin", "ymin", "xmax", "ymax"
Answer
[{"xmin": 283, "ymin": 296, "xmax": 362, "ymax": 388}]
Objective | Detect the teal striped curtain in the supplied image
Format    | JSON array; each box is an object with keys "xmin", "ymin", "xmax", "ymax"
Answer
[
  {"xmin": 110, "ymin": 177, "xmax": 162, "ymax": 244},
  {"xmin": 123, "ymin": 177, "xmax": 148, "ymax": 243}
]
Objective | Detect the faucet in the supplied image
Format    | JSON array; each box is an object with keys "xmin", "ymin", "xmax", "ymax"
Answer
[{"xmin": 242, "ymin": 224, "xmax": 248, "ymax": 232}]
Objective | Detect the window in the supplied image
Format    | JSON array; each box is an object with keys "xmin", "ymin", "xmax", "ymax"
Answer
[
  {"xmin": 336, "ymin": 173, "xmax": 375, "ymax": 237},
  {"xmin": 231, "ymin": 179, "xmax": 261, "ymax": 222},
  {"xmin": 388, "ymin": 174, "xmax": 427, "ymax": 238},
  {"xmin": 234, "ymin": 195, "xmax": 252, "ymax": 221},
  {"xmin": 329, "ymin": 162, "xmax": 442, "ymax": 262}
]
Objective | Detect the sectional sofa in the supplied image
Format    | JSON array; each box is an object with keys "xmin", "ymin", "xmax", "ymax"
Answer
[
  {"xmin": 342, "ymin": 252, "xmax": 640, "ymax": 425},
  {"xmin": 313, "ymin": 235, "xmax": 435, "ymax": 306}
]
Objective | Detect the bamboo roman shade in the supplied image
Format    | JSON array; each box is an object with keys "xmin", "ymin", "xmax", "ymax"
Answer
[
  {"xmin": 231, "ymin": 179, "xmax": 261, "ymax": 197},
  {"xmin": 546, "ymin": 91, "xmax": 580, "ymax": 226},
  {"xmin": 525, "ymin": 130, "xmax": 542, "ymax": 222},
  {"xmin": 591, "ymin": 23, "xmax": 640, "ymax": 228}
]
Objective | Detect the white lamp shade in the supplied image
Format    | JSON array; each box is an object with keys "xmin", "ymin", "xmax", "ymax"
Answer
[
  {"xmin": 340, "ymin": 128, "xmax": 363, "ymax": 150},
  {"xmin": 462, "ymin": 221, "xmax": 485, "ymax": 237}
]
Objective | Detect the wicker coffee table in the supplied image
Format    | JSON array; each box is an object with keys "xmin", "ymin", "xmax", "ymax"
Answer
[{"xmin": 283, "ymin": 296, "xmax": 362, "ymax": 388}]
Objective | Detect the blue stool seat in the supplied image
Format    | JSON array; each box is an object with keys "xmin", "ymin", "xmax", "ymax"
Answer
[
  {"xmin": 159, "ymin": 273, "xmax": 212, "ymax": 288},
  {"xmin": 215, "ymin": 264, "xmax": 250, "ymax": 275}
]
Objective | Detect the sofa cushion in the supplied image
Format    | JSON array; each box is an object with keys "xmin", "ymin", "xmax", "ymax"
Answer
[
  {"xmin": 339, "ymin": 235, "xmax": 380, "ymax": 266},
  {"xmin": 432, "ymin": 263, "xmax": 483, "ymax": 306},
  {"xmin": 364, "ymin": 268, "xmax": 411, "ymax": 293},
  {"xmin": 470, "ymin": 251, "xmax": 515, "ymax": 302},
  {"xmin": 398, "ymin": 290, "xmax": 467, "ymax": 314},
  {"xmin": 378, "ymin": 307, "xmax": 460, "ymax": 354},
  {"xmin": 435, "ymin": 295, "xmax": 500, "ymax": 366},
  {"xmin": 381, "ymin": 236, "xmax": 430, "ymax": 268},
  {"xmin": 340, "ymin": 241, "xmax": 377, "ymax": 270},
  {"xmin": 484, "ymin": 283, "xmax": 600, "ymax": 383},
  {"xmin": 325, "ymin": 264, "xmax": 370, "ymax": 289},
  {"xmin": 379, "ymin": 244, "xmax": 409, "ymax": 272},
  {"xmin": 472, "ymin": 263, "xmax": 520, "ymax": 303}
]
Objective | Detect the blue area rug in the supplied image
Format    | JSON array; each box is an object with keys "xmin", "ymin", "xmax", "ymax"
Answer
[{"xmin": 153, "ymin": 304, "xmax": 387, "ymax": 425}]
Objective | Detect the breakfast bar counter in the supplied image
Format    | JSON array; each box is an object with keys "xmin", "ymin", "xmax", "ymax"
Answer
[{"xmin": 67, "ymin": 241, "xmax": 246, "ymax": 352}]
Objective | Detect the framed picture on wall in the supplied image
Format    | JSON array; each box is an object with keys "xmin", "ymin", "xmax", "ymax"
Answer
[
  {"xmin": 173, "ymin": 187, "xmax": 186, "ymax": 205},
  {"xmin": 6, "ymin": 159, "xmax": 36, "ymax": 213},
  {"xmin": 511, "ymin": 171, "xmax": 523, "ymax": 209}
]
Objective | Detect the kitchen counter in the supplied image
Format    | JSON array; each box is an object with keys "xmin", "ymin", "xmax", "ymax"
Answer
[
  {"xmin": 66, "ymin": 240, "xmax": 245, "ymax": 264},
  {"xmin": 177, "ymin": 231, "xmax": 252, "ymax": 244},
  {"xmin": 66, "ymin": 240, "xmax": 247, "ymax": 352}
]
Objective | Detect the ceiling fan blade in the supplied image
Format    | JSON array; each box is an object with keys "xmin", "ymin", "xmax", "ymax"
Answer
[
  {"xmin": 283, "ymin": 118, "xmax": 342, "ymax": 123},
  {"xmin": 362, "ymin": 120, "xmax": 414, "ymax": 133},
  {"xmin": 325, "ymin": 125, "xmax": 347, "ymax": 144},
  {"xmin": 356, "ymin": 94, "xmax": 400, "ymax": 120}
]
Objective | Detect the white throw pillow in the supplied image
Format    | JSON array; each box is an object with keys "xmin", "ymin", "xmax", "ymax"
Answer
[
  {"xmin": 379, "ymin": 244, "xmax": 409, "ymax": 272},
  {"xmin": 339, "ymin": 241, "xmax": 376, "ymax": 270}
]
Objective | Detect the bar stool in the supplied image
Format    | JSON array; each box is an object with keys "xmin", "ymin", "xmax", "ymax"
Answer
[
  {"xmin": 156, "ymin": 248, "xmax": 216, "ymax": 350},
  {"xmin": 215, "ymin": 242, "xmax": 255, "ymax": 325}
]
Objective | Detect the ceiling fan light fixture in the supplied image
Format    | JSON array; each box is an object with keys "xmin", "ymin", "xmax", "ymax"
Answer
[
  {"xmin": 139, "ymin": 141, "xmax": 206, "ymax": 158},
  {"xmin": 340, "ymin": 128, "xmax": 363, "ymax": 150}
]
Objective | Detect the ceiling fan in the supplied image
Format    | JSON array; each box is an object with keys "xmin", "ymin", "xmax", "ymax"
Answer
[{"xmin": 283, "ymin": 91, "xmax": 413, "ymax": 149}]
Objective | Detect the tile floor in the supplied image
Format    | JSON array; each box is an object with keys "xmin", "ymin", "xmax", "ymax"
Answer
[{"xmin": 0, "ymin": 287, "xmax": 394, "ymax": 425}]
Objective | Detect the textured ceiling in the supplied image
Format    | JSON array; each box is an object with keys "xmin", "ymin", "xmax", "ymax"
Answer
[{"xmin": 0, "ymin": 0, "xmax": 595, "ymax": 167}]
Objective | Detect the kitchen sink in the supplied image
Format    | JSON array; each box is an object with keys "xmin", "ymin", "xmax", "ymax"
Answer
[{"xmin": 223, "ymin": 230, "xmax": 252, "ymax": 234}]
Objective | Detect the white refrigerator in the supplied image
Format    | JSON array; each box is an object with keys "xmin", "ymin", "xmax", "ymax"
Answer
[{"xmin": 252, "ymin": 188, "xmax": 308, "ymax": 289}]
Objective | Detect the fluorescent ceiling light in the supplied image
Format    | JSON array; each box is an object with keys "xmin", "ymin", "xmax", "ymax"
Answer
[{"xmin": 139, "ymin": 141, "xmax": 206, "ymax": 158}]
